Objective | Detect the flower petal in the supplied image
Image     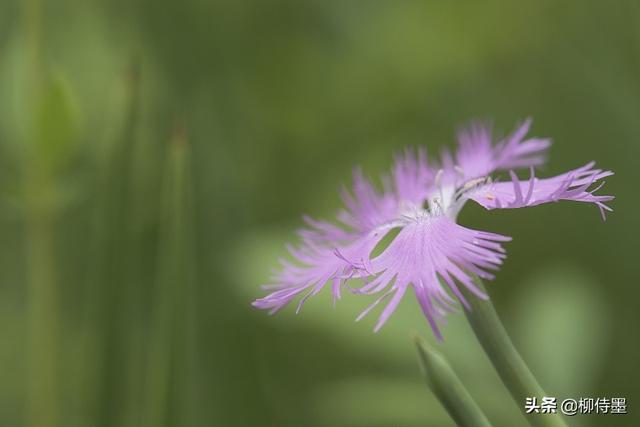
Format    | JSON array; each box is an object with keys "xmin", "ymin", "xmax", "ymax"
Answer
[
  {"xmin": 336, "ymin": 168, "xmax": 400, "ymax": 236},
  {"xmin": 467, "ymin": 163, "xmax": 614, "ymax": 219},
  {"xmin": 252, "ymin": 230, "xmax": 388, "ymax": 314},
  {"xmin": 455, "ymin": 121, "xmax": 495, "ymax": 179},
  {"xmin": 354, "ymin": 214, "xmax": 511, "ymax": 338},
  {"xmin": 254, "ymin": 163, "xmax": 417, "ymax": 314},
  {"xmin": 391, "ymin": 147, "xmax": 436, "ymax": 207},
  {"xmin": 455, "ymin": 119, "xmax": 551, "ymax": 180},
  {"xmin": 495, "ymin": 119, "xmax": 551, "ymax": 170}
]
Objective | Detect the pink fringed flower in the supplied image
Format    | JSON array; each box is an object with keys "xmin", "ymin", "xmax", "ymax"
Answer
[{"xmin": 252, "ymin": 119, "xmax": 614, "ymax": 338}]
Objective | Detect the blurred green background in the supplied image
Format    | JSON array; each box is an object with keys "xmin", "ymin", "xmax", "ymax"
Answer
[{"xmin": 0, "ymin": 0, "xmax": 638, "ymax": 426}]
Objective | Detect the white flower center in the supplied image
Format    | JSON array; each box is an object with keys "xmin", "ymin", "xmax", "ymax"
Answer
[{"xmin": 426, "ymin": 170, "xmax": 491, "ymax": 220}]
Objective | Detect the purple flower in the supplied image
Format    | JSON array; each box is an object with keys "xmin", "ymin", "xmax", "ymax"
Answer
[{"xmin": 252, "ymin": 119, "xmax": 614, "ymax": 339}]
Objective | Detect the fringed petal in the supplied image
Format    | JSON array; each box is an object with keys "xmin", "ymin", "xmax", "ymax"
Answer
[
  {"xmin": 468, "ymin": 163, "xmax": 614, "ymax": 219},
  {"xmin": 455, "ymin": 118, "xmax": 551, "ymax": 180},
  {"xmin": 391, "ymin": 147, "xmax": 436, "ymax": 206},
  {"xmin": 254, "ymin": 164, "xmax": 412, "ymax": 315},
  {"xmin": 455, "ymin": 120, "xmax": 496, "ymax": 179},
  {"xmin": 353, "ymin": 214, "xmax": 511, "ymax": 338},
  {"xmin": 251, "ymin": 229, "xmax": 388, "ymax": 314},
  {"xmin": 495, "ymin": 119, "xmax": 551, "ymax": 170},
  {"xmin": 337, "ymin": 168, "xmax": 400, "ymax": 235}
]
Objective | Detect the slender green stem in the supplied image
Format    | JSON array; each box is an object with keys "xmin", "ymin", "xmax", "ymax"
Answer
[
  {"xmin": 24, "ymin": 0, "xmax": 59, "ymax": 426},
  {"xmin": 74, "ymin": 61, "xmax": 142, "ymax": 427},
  {"xmin": 414, "ymin": 336, "xmax": 493, "ymax": 427},
  {"xmin": 145, "ymin": 121, "xmax": 192, "ymax": 427},
  {"xmin": 25, "ymin": 202, "xmax": 58, "ymax": 427},
  {"xmin": 463, "ymin": 277, "xmax": 568, "ymax": 427}
]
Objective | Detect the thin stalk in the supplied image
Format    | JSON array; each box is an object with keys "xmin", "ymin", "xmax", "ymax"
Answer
[
  {"xmin": 73, "ymin": 61, "xmax": 142, "ymax": 427},
  {"xmin": 414, "ymin": 336, "xmax": 493, "ymax": 427},
  {"xmin": 145, "ymin": 121, "xmax": 192, "ymax": 427},
  {"xmin": 463, "ymin": 276, "xmax": 568, "ymax": 427},
  {"xmin": 25, "ymin": 195, "xmax": 58, "ymax": 427},
  {"xmin": 116, "ymin": 61, "xmax": 147, "ymax": 427},
  {"xmin": 23, "ymin": 0, "xmax": 59, "ymax": 426}
]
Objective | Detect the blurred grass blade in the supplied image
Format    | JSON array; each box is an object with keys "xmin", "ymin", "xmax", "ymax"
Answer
[
  {"xmin": 462, "ymin": 276, "xmax": 568, "ymax": 427},
  {"xmin": 414, "ymin": 336, "xmax": 493, "ymax": 427},
  {"xmin": 145, "ymin": 120, "xmax": 195, "ymax": 427},
  {"xmin": 32, "ymin": 72, "xmax": 79, "ymax": 176},
  {"xmin": 72, "ymin": 61, "xmax": 142, "ymax": 427},
  {"xmin": 25, "ymin": 180, "xmax": 59, "ymax": 427},
  {"xmin": 22, "ymin": 1, "xmax": 68, "ymax": 426}
]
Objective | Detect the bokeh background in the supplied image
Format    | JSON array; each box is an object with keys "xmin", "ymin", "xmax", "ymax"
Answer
[{"xmin": 0, "ymin": 0, "xmax": 638, "ymax": 426}]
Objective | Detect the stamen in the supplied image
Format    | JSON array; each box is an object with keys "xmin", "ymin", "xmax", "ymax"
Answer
[
  {"xmin": 462, "ymin": 177, "xmax": 491, "ymax": 192},
  {"xmin": 453, "ymin": 176, "xmax": 491, "ymax": 200},
  {"xmin": 434, "ymin": 169, "xmax": 444, "ymax": 189},
  {"xmin": 430, "ymin": 197, "xmax": 443, "ymax": 215},
  {"xmin": 434, "ymin": 169, "xmax": 446, "ymax": 208}
]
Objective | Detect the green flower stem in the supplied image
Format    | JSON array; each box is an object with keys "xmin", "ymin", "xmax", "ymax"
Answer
[
  {"xmin": 463, "ymin": 276, "xmax": 568, "ymax": 427},
  {"xmin": 414, "ymin": 336, "xmax": 493, "ymax": 427}
]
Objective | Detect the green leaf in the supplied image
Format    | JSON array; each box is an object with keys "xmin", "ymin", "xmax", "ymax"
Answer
[{"xmin": 415, "ymin": 336, "xmax": 493, "ymax": 427}]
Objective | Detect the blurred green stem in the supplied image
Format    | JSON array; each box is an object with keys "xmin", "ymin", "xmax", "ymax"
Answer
[
  {"xmin": 24, "ymin": 0, "xmax": 59, "ymax": 426},
  {"xmin": 414, "ymin": 336, "xmax": 493, "ymax": 427},
  {"xmin": 77, "ymin": 61, "xmax": 142, "ymax": 427},
  {"xmin": 463, "ymin": 277, "xmax": 568, "ymax": 427},
  {"xmin": 25, "ymin": 195, "xmax": 59, "ymax": 427},
  {"xmin": 24, "ymin": 0, "xmax": 42, "ymax": 89},
  {"xmin": 145, "ymin": 122, "xmax": 193, "ymax": 427}
]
